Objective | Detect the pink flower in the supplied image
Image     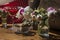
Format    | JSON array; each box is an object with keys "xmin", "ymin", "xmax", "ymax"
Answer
[
  {"xmin": 20, "ymin": 8, "xmax": 24, "ymax": 15},
  {"xmin": 47, "ymin": 7, "xmax": 55, "ymax": 12}
]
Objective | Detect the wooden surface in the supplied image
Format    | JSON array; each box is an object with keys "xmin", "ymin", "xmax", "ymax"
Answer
[{"xmin": 0, "ymin": 27, "xmax": 43, "ymax": 40}]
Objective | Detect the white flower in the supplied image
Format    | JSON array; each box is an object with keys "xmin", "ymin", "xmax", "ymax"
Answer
[
  {"xmin": 37, "ymin": 14, "xmax": 42, "ymax": 18},
  {"xmin": 24, "ymin": 6, "xmax": 33, "ymax": 13}
]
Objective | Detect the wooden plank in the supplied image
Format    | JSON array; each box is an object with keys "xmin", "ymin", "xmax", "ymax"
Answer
[
  {"xmin": 0, "ymin": 24, "xmax": 23, "ymax": 27},
  {"xmin": 49, "ymin": 32, "xmax": 60, "ymax": 36},
  {"xmin": 0, "ymin": 24, "xmax": 12, "ymax": 27}
]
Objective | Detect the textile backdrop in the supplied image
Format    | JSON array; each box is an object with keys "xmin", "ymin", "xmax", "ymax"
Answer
[{"xmin": 0, "ymin": 0, "xmax": 28, "ymax": 24}]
